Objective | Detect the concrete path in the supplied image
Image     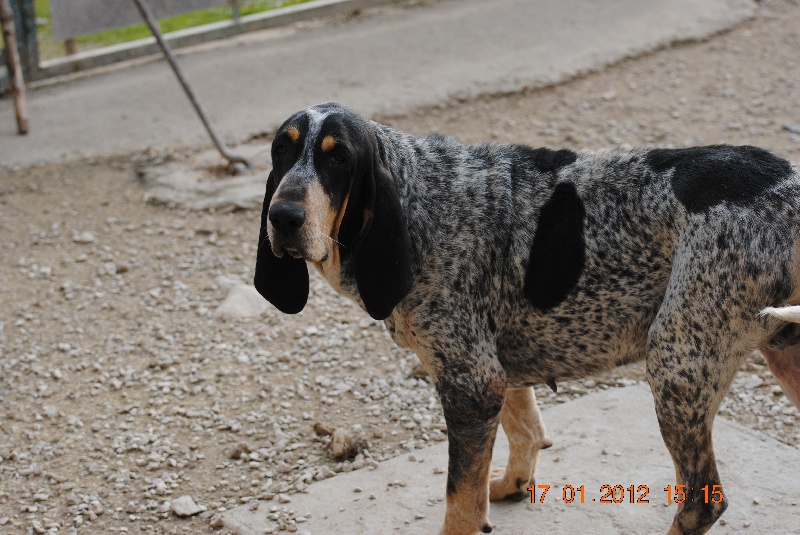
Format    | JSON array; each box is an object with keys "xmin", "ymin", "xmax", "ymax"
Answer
[
  {"xmin": 0, "ymin": 0, "xmax": 754, "ymax": 168},
  {"xmin": 221, "ymin": 383, "xmax": 800, "ymax": 534}
]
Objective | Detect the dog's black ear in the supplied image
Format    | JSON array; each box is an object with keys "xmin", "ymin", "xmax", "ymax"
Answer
[
  {"xmin": 254, "ymin": 170, "xmax": 309, "ymax": 314},
  {"xmin": 354, "ymin": 159, "xmax": 413, "ymax": 321}
]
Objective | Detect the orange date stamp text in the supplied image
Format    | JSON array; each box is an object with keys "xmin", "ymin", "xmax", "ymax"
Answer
[{"xmin": 527, "ymin": 484, "xmax": 724, "ymax": 505}]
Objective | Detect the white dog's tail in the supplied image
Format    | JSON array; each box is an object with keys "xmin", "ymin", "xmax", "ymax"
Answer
[{"xmin": 759, "ymin": 306, "xmax": 800, "ymax": 323}]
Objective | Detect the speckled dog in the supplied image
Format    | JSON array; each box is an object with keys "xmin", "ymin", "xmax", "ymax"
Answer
[{"xmin": 255, "ymin": 102, "xmax": 800, "ymax": 535}]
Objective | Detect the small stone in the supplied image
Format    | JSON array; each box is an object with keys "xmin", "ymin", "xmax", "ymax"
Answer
[
  {"xmin": 229, "ymin": 442, "xmax": 251, "ymax": 460},
  {"xmin": 170, "ymin": 495, "xmax": 203, "ymax": 517},
  {"xmin": 231, "ymin": 162, "xmax": 249, "ymax": 175},
  {"xmin": 209, "ymin": 514, "xmax": 224, "ymax": 528},
  {"xmin": 90, "ymin": 500, "xmax": 104, "ymax": 516},
  {"xmin": 719, "ymin": 518, "xmax": 728, "ymax": 526},
  {"xmin": 743, "ymin": 520, "xmax": 751, "ymax": 528},
  {"xmin": 783, "ymin": 123, "xmax": 800, "ymax": 134},
  {"xmin": 71, "ymin": 231, "xmax": 96, "ymax": 244},
  {"xmin": 213, "ymin": 284, "xmax": 269, "ymax": 319},
  {"xmin": 351, "ymin": 458, "xmax": 366, "ymax": 470},
  {"xmin": 353, "ymin": 487, "xmax": 362, "ymax": 493},
  {"xmin": 752, "ymin": 497, "xmax": 760, "ymax": 505},
  {"xmin": 313, "ymin": 422, "xmax": 333, "ymax": 437}
]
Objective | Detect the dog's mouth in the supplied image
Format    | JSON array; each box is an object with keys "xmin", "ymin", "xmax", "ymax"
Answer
[
  {"xmin": 269, "ymin": 226, "xmax": 329, "ymax": 263},
  {"xmin": 283, "ymin": 246, "xmax": 304, "ymax": 259},
  {"xmin": 274, "ymin": 243, "xmax": 328, "ymax": 263}
]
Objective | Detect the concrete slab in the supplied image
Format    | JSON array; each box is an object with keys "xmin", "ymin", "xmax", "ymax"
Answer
[
  {"xmin": 0, "ymin": 0, "xmax": 755, "ymax": 168},
  {"xmin": 221, "ymin": 383, "xmax": 800, "ymax": 534},
  {"xmin": 138, "ymin": 145, "xmax": 269, "ymax": 211}
]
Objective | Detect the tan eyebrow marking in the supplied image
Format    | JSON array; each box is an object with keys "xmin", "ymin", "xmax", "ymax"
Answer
[
  {"xmin": 287, "ymin": 126, "xmax": 300, "ymax": 142},
  {"xmin": 321, "ymin": 135, "xmax": 337, "ymax": 152}
]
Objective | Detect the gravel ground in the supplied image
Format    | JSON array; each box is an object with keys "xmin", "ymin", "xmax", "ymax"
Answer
[{"xmin": 2, "ymin": 0, "xmax": 800, "ymax": 533}]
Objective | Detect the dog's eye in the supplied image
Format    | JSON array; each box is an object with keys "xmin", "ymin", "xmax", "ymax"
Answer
[
  {"xmin": 274, "ymin": 145, "xmax": 287, "ymax": 157},
  {"xmin": 330, "ymin": 153, "xmax": 346, "ymax": 165}
]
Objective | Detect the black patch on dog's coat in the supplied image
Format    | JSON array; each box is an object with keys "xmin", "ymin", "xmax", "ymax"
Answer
[
  {"xmin": 515, "ymin": 145, "xmax": 578, "ymax": 173},
  {"xmin": 645, "ymin": 145, "xmax": 792, "ymax": 213},
  {"xmin": 525, "ymin": 182, "xmax": 586, "ymax": 311}
]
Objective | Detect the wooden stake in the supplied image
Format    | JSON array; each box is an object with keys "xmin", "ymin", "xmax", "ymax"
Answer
[
  {"xmin": 130, "ymin": 0, "xmax": 250, "ymax": 171},
  {"xmin": 0, "ymin": 0, "xmax": 28, "ymax": 135}
]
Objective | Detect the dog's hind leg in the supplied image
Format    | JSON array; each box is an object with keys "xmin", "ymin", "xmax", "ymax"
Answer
[
  {"xmin": 644, "ymin": 240, "xmax": 760, "ymax": 534},
  {"xmin": 760, "ymin": 345, "xmax": 800, "ymax": 409},
  {"xmin": 489, "ymin": 386, "xmax": 553, "ymax": 501},
  {"xmin": 647, "ymin": 325, "xmax": 743, "ymax": 535}
]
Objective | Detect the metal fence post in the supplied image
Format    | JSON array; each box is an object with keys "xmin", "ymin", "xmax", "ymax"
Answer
[
  {"xmin": 11, "ymin": 0, "xmax": 38, "ymax": 80},
  {"xmin": 229, "ymin": 0, "xmax": 241, "ymax": 22}
]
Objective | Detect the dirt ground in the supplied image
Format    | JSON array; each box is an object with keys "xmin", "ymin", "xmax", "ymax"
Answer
[{"xmin": 1, "ymin": 0, "xmax": 799, "ymax": 533}]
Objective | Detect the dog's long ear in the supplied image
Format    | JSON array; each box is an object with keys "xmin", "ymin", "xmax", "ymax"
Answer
[
  {"xmin": 354, "ymin": 157, "xmax": 413, "ymax": 321},
  {"xmin": 254, "ymin": 170, "xmax": 309, "ymax": 314}
]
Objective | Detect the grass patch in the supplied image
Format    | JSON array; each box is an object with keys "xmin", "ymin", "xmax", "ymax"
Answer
[{"xmin": 34, "ymin": 0, "xmax": 314, "ymax": 60}]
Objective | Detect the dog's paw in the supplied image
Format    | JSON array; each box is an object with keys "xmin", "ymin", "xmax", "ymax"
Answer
[
  {"xmin": 438, "ymin": 513, "xmax": 494, "ymax": 535},
  {"xmin": 489, "ymin": 467, "xmax": 529, "ymax": 502},
  {"xmin": 438, "ymin": 520, "xmax": 495, "ymax": 535}
]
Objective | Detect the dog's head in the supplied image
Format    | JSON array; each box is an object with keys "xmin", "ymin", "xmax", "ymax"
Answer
[{"xmin": 255, "ymin": 102, "xmax": 413, "ymax": 320}]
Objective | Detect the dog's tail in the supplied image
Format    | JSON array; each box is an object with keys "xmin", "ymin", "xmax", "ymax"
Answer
[{"xmin": 759, "ymin": 305, "xmax": 800, "ymax": 323}]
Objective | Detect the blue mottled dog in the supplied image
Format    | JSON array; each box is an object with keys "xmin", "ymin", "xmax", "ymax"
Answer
[{"xmin": 255, "ymin": 102, "xmax": 800, "ymax": 535}]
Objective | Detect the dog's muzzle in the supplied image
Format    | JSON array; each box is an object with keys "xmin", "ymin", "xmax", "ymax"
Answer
[{"xmin": 268, "ymin": 201, "xmax": 307, "ymax": 258}]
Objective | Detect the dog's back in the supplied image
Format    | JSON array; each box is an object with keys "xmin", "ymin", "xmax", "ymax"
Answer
[{"xmin": 380, "ymin": 134, "xmax": 800, "ymax": 383}]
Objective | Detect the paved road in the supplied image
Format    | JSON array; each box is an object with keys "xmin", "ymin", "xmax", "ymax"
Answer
[
  {"xmin": 222, "ymin": 384, "xmax": 800, "ymax": 534},
  {"xmin": 0, "ymin": 0, "xmax": 753, "ymax": 168}
]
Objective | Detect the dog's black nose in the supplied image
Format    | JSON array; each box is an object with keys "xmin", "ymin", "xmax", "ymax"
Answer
[{"xmin": 269, "ymin": 202, "xmax": 307, "ymax": 232}]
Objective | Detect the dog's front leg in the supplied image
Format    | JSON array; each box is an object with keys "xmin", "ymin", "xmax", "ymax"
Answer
[{"xmin": 435, "ymin": 355, "xmax": 506, "ymax": 535}]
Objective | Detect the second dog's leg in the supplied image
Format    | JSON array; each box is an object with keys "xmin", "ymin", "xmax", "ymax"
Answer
[
  {"xmin": 490, "ymin": 386, "xmax": 553, "ymax": 501},
  {"xmin": 761, "ymin": 346, "xmax": 800, "ymax": 409}
]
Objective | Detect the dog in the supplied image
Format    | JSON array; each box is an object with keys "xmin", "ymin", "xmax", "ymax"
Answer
[{"xmin": 255, "ymin": 102, "xmax": 800, "ymax": 535}]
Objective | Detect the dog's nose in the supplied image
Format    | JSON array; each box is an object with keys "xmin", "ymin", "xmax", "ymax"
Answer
[{"xmin": 269, "ymin": 202, "xmax": 307, "ymax": 232}]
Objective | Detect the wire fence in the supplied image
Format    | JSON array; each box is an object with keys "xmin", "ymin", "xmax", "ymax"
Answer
[{"xmin": 1, "ymin": 0, "xmax": 388, "ymax": 91}]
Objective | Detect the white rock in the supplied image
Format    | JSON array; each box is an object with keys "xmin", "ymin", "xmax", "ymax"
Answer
[
  {"xmin": 213, "ymin": 284, "xmax": 269, "ymax": 319},
  {"xmin": 89, "ymin": 500, "xmax": 104, "ymax": 515},
  {"xmin": 71, "ymin": 231, "xmax": 96, "ymax": 244},
  {"xmin": 170, "ymin": 495, "xmax": 203, "ymax": 517},
  {"xmin": 216, "ymin": 275, "xmax": 243, "ymax": 290}
]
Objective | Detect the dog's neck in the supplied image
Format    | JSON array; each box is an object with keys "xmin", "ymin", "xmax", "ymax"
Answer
[{"xmin": 371, "ymin": 123, "xmax": 456, "ymax": 277}]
